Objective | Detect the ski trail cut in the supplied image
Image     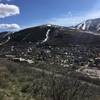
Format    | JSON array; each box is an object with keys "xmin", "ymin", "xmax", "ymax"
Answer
[
  {"xmin": 0, "ymin": 36, "xmax": 10, "ymax": 46},
  {"xmin": 41, "ymin": 29, "xmax": 51, "ymax": 43}
]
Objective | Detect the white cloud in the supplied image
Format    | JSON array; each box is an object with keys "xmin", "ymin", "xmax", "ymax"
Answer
[
  {"xmin": 0, "ymin": 24, "xmax": 20, "ymax": 30},
  {"xmin": 0, "ymin": 3, "xmax": 20, "ymax": 18}
]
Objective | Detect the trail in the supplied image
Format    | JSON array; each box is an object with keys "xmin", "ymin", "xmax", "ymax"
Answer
[
  {"xmin": 30, "ymin": 66, "xmax": 63, "ymax": 77},
  {"xmin": 0, "ymin": 36, "xmax": 10, "ymax": 46}
]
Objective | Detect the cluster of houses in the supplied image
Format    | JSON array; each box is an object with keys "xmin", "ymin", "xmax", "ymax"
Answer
[{"xmin": 0, "ymin": 44, "xmax": 100, "ymax": 69}]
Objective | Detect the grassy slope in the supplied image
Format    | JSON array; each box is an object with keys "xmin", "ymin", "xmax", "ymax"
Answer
[{"xmin": 0, "ymin": 58, "xmax": 100, "ymax": 100}]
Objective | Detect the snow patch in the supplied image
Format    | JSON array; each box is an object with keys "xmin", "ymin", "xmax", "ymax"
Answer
[
  {"xmin": 13, "ymin": 57, "xmax": 34, "ymax": 64},
  {"xmin": 47, "ymin": 24, "xmax": 52, "ymax": 27},
  {"xmin": 41, "ymin": 29, "xmax": 51, "ymax": 43},
  {"xmin": 76, "ymin": 23, "xmax": 83, "ymax": 30},
  {"xmin": 82, "ymin": 22, "xmax": 86, "ymax": 30},
  {"xmin": 27, "ymin": 59, "xmax": 34, "ymax": 64},
  {"xmin": 86, "ymin": 20, "xmax": 92, "ymax": 30}
]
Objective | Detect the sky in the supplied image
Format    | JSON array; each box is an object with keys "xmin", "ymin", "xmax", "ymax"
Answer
[{"xmin": 0, "ymin": 0, "xmax": 100, "ymax": 31}]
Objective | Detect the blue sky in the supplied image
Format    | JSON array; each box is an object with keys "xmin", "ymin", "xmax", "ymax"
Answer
[{"xmin": 0, "ymin": 0, "xmax": 100, "ymax": 31}]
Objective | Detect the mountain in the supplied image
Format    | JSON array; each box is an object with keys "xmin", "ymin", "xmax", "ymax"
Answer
[
  {"xmin": 75, "ymin": 18, "xmax": 100, "ymax": 33},
  {"xmin": 0, "ymin": 24, "xmax": 67, "ymax": 46},
  {"xmin": 0, "ymin": 20, "xmax": 100, "ymax": 100},
  {"xmin": 10, "ymin": 24, "xmax": 67, "ymax": 43},
  {"xmin": 0, "ymin": 24, "xmax": 100, "ymax": 46}
]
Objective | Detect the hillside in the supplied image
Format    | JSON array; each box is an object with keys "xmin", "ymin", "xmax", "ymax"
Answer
[
  {"xmin": 0, "ymin": 23, "xmax": 100, "ymax": 100},
  {"xmin": 75, "ymin": 18, "xmax": 100, "ymax": 33},
  {"xmin": 0, "ymin": 24, "xmax": 100, "ymax": 46}
]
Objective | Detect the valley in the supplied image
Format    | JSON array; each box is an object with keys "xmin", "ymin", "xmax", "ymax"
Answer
[{"xmin": 0, "ymin": 21, "xmax": 100, "ymax": 100}]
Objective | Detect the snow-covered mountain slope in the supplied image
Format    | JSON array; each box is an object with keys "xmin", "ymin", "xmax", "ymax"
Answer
[{"xmin": 75, "ymin": 18, "xmax": 100, "ymax": 33}]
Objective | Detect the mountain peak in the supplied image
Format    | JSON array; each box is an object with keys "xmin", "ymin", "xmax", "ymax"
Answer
[{"xmin": 75, "ymin": 18, "xmax": 100, "ymax": 33}]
